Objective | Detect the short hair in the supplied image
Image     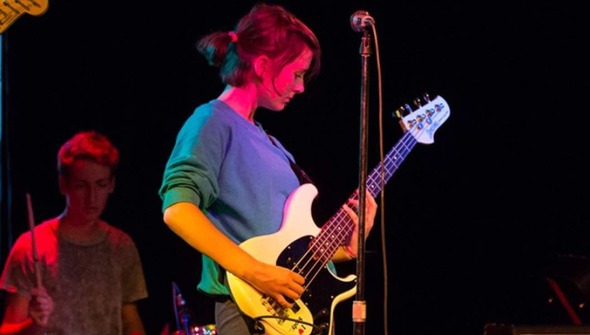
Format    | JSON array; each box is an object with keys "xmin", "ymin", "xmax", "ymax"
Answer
[
  {"xmin": 57, "ymin": 130, "xmax": 119, "ymax": 178},
  {"xmin": 196, "ymin": 3, "xmax": 321, "ymax": 87}
]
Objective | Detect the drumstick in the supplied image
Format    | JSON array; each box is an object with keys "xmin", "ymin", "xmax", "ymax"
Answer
[{"xmin": 26, "ymin": 192, "xmax": 43, "ymax": 289}]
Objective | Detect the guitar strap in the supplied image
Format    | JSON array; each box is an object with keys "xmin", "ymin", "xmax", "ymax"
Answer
[{"xmin": 266, "ymin": 133, "xmax": 314, "ymax": 185}]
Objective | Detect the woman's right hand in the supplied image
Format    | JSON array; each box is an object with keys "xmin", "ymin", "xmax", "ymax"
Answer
[{"xmin": 245, "ymin": 262, "xmax": 305, "ymax": 308}]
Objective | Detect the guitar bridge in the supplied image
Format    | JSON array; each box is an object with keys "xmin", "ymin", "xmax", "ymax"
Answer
[{"xmin": 261, "ymin": 295, "xmax": 301, "ymax": 324}]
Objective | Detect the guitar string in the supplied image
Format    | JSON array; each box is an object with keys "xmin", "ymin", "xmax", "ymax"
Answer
[
  {"xmin": 295, "ymin": 129, "xmax": 419, "ymax": 289},
  {"xmin": 292, "ymin": 96, "xmax": 448, "ymax": 289},
  {"xmin": 257, "ymin": 99, "xmax": 444, "ymax": 331},
  {"xmin": 265, "ymin": 99, "xmax": 444, "ymax": 323},
  {"xmin": 268, "ymin": 134, "xmax": 416, "ymax": 330}
]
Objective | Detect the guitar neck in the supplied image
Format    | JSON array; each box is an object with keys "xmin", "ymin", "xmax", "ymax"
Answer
[
  {"xmin": 312, "ymin": 95, "xmax": 450, "ymax": 262},
  {"xmin": 366, "ymin": 131, "xmax": 417, "ymax": 197},
  {"xmin": 310, "ymin": 131, "xmax": 418, "ymax": 261}
]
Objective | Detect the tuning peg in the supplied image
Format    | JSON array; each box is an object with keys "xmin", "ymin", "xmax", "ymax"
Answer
[
  {"xmin": 392, "ymin": 106, "xmax": 404, "ymax": 119},
  {"xmin": 413, "ymin": 98, "xmax": 422, "ymax": 108},
  {"xmin": 403, "ymin": 103, "xmax": 412, "ymax": 113},
  {"xmin": 395, "ymin": 103, "xmax": 412, "ymax": 117},
  {"xmin": 422, "ymin": 92, "xmax": 430, "ymax": 103}
]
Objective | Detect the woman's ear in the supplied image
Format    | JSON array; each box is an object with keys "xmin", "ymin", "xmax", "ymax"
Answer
[{"xmin": 253, "ymin": 55, "xmax": 271, "ymax": 79}]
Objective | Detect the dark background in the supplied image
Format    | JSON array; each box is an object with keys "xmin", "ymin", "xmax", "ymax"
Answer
[{"xmin": 1, "ymin": 1, "xmax": 588, "ymax": 335}]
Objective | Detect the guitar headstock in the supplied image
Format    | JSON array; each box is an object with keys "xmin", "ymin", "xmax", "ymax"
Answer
[
  {"xmin": 0, "ymin": 0, "xmax": 49, "ymax": 34},
  {"xmin": 397, "ymin": 94, "xmax": 450, "ymax": 144}
]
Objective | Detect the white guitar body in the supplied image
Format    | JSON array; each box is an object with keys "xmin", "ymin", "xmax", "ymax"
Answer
[
  {"xmin": 227, "ymin": 95, "xmax": 451, "ymax": 335},
  {"xmin": 227, "ymin": 183, "xmax": 356, "ymax": 335}
]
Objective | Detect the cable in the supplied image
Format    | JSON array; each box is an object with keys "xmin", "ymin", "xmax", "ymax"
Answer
[{"xmin": 172, "ymin": 282, "xmax": 181, "ymax": 332}]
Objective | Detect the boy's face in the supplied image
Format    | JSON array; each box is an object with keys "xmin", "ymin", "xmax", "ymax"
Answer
[{"xmin": 59, "ymin": 158, "xmax": 115, "ymax": 223}]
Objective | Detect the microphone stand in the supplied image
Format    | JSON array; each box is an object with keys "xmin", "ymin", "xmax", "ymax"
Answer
[{"xmin": 352, "ymin": 30, "xmax": 371, "ymax": 335}]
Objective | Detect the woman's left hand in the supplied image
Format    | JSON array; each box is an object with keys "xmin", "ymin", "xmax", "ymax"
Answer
[{"xmin": 341, "ymin": 190, "xmax": 377, "ymax": 258}]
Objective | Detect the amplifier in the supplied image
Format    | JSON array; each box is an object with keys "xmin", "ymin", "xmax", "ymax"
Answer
[{"xmin": 484, "ymin": 324, "xmax": 590, "ymax": 335}]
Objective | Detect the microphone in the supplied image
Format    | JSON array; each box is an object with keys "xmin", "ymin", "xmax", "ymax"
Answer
[{"xmin": 350, "ymin": 10, "xmax": 375, "ymax": 32}]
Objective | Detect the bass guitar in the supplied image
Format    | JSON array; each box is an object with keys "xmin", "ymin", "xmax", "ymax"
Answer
[{"xmin": 227, "ymin": 94, "xmax": 451, "ymax": 335}]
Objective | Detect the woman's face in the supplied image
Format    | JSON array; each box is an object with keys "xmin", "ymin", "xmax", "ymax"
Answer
[{"xmin": 258, "ymin": 46, "xmax": 313, "ymax": 111}]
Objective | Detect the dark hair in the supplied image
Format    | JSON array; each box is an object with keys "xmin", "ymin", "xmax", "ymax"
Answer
[
  {"xmin": 57, "ymin": 130, "xmax": 119, "ymax": 178},
  {"xmin": 196, "ymin": 3, "xmax": 321, "ymax": 87}
]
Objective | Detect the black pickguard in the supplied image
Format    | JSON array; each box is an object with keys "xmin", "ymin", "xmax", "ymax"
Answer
[{"xmin": 276, "ymin": 235, "xmax": 356, "ymax": 335}]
